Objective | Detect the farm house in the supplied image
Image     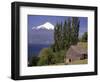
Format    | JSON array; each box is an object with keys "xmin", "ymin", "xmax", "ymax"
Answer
[{"xmin": 65, "ymin": 43, "xmax": 87, "ymax": 64}]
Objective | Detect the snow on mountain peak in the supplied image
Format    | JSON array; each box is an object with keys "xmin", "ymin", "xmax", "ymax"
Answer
[{"xmin": 32, "ymin": 22, "xmax": 54, "ymax": 30}]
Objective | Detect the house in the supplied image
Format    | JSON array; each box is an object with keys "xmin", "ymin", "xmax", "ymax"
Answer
[{"xmin": 65, "ymin": 43, "xmax": 87, "ymax": 64}]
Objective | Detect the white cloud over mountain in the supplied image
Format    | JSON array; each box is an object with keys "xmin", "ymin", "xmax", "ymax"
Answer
[{"xmin": 32, "ymin": 22, "xmax": 54, "ymax": 30}]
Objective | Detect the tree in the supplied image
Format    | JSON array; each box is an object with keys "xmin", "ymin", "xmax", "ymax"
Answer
[
  {"xmin": 81, "ymin": 32, "xmax": 87, "ymax": 42},
  {"xmin": 62, "ymin": 18, "xmax": 72, "ymax": 50},
  {"xmin": 71, "ymin": 17, "xmax": 80, "ymax": 45},
  {"xmin": 66, "ymin": 18, "xmax": 71, "ymax": 49},
  {"xmin": 53, "ymin": 23, "xmax": 59, "ymax": 52},
  {"xmin": 53, "ymin": 17, "xmax": 80, "ymax": 51},
  {"xmin": 29, "ymin": 56, "xmax": 39, "ymax": 66},
  {"xmin": 37, "ymin": 48, "xmax": 55, "ymax": 65},
  {"xmin": 53, "ymin": 22, "xmax": 63, "ymax": 52},
  {"xmin": 62, "ymin": 20, "xmax": 67, "ymax": 50},
  {"xmin": 37, "ymin": 17, "xmax": 81, "ymax": 65}
]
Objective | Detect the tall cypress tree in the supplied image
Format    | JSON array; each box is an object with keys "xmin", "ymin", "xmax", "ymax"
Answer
[
  {"xmin": 66, "ymin": 18, "xmax": 71, "ymax": 49},
  {"xmin": 53, "ymin": 17, "xmax": 80, "ymax": 52},
  {"xmin": 53, "ymin": 22, "xmax": 62, "ymax": 52},
  {"xmin": 62, "ymin": 20, "xmax": 66, "ymax": 50},
  {"xmin": 59, "ymin": 22, "xmax": 63, "ymax": 50},
  {"xmin": 71, "ymin": 17, "xmax": 80, "ymax": 45},
  {"xmin": 57, "ymin": 23, "xmax": 60, "ymax": 51},
  {"xmin": 53, "ymin": 23, "xmax": 58, "ymax": 52}
]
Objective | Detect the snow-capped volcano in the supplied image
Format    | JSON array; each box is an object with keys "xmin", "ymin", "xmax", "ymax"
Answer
[{"xmin": 32, "ymin": 22, "xmax": 54, "ymax": 30}]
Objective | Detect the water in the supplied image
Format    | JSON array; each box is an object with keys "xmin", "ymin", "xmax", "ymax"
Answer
[{"xmin": 28, "ymin": 44, "xmax": 50, "ymax": 59}]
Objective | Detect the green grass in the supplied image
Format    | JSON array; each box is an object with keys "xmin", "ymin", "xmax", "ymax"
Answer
[{"xmin": 68, "ymin": 59, "xmax": 88, "ymax": 65}]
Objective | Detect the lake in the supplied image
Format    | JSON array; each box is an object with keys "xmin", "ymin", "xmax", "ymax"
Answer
[{"xmin": 28, "ymin": 44, "xmax": 50, "ymax": 59}]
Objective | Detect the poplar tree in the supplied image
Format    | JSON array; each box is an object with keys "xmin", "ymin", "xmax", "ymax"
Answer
[
  {"xmin": 66, "ymin": 18, "xmax": 71, "ymax": 49},
  {"xmin": 63, "ymin": 20, "xmax": 67, "ymax": 50},
  {"xmin": 53, "ymin": 17, "xmax": 80, "ymax": 52},
  {"xmin": 71, "ymin": 17, "xmax": 80, "ymax": 45}
]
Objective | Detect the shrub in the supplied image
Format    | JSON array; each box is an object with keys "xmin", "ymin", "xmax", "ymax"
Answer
[
  {"xmin": 53, "ymin": 50, "xmax": 65, "ymax": 64},
  {"xmin": 28, "ymin": 56, "xmax": 39, "ymax": 66},
  {"xmin": 37, "ymin": 48, "xmax": 55, "ymax": 66}
]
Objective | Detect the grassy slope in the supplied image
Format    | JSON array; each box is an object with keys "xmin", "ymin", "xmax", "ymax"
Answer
[{"xmin": 68, "ymin": 59, "xmax": 88, "ymax": 65}]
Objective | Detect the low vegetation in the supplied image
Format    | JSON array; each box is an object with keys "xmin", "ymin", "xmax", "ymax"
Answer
[
  {"xmin": 68, "ymin": 59, "xmax": 87, "ymax": 65},
  {"xmin": 37, "ymin": 48, "xmax": 66, "ymax": 66}
]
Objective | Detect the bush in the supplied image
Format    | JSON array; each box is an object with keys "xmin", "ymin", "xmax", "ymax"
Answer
[
  {"xmin": 37, "ymin": 48, "xmax": 67, "ymax": 66},
  {"xmin": 28, "ymin": 56, "xmax": 39, "ymax": 66},
  {"xmin": 37, "ymin": 48, "xmax": 55, "ymax": 66},
  {"xmin": 53, "ymin": 50, "xmax": 65, "ymax": 64}
]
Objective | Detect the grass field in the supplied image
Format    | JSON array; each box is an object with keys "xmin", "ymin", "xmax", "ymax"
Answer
[
  {"xmin": 78, "ymin": 42, "xmax": 87, "ymax": 49},
  {"xmin": 68, "ymin": 59, "xmax": 88, "ymax": 65}
]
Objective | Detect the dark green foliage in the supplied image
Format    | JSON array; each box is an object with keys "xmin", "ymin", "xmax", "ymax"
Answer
[
  {"xmin": 50, "ymin": 17, "xmax": 80, "ymax": 65},
  {"xmin": 37, "ymin": 48, "xmax": 55, "ymax": 65},
  {"xmin": 66, "ymin": 18, "xmax": 71, "ymax": 49},
  {"xmin": 37, "ymin": 48, "xmax": 66, "ymax": 65},
  {"xmin": 63, "ymin": 20, "xmax": 67, "ymax": 50},
  {"xmin": 72, "ymin": 17, "xmax": 80, "ymax": 44},
  {"xmin": 28, "ymin": 56, "xmax": 39, "ymax": 66},
  {"xmin": 53, "ymin": 22, "xmax": 63, "ymax": 52},
  {"xmin": 53, "ymin": 50, "xmax": 66, "ymax": 63},
  {"xmin": 71, "ymin": 17, "xmax": 80, "ymax": 45},
  {"xmin": 53, "ymin": 17, "xmax": 80, "ymax": 52}
]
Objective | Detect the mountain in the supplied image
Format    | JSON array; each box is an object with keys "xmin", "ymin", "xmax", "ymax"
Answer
[
  {"xmin": 32, "ymin": 22, "xmax": 54, "ymax": 30},
  {"xmin": 29, "ymin": 22, "xmax": 54, "ymax": 44}
]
